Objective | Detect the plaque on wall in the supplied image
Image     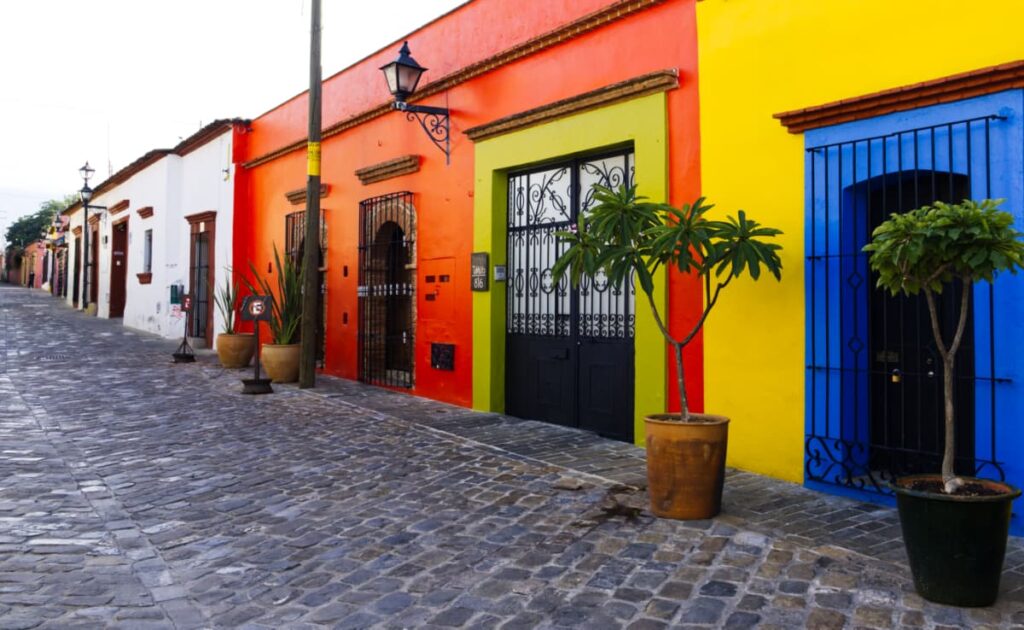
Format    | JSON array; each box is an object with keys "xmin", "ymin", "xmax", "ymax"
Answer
[{"xmin": 471, "ymin": 252, "xmax": 489, "ymax": 292}]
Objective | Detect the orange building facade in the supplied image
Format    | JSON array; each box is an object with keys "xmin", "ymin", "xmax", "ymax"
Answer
[{"xmin": 235, "ymin": 0, "xmax": 703, "ymax": 441}]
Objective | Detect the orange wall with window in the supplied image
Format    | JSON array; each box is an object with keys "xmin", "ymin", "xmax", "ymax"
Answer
[{"xmin": 236, "ymin": 0, "xmax": 704, "ymax": 413}]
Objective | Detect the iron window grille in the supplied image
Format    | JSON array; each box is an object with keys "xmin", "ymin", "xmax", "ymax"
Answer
[
  {"xmin": 358, "ymin": 191, "xmax": 416, "ymax": 388},
  {"xmin": 285, "ymin": 210, "xmax": 327, "ymax": 264},
  {"xmin": 805, "ymin": 113, "xmax": 1010, "ymax": 496},
  {"xmin": 143, "ymin": 230, "xmax": 153, "ymax": 274},
  {"xmin": 506, "ymin": 149, "xmax": 637, "ymax": 341}
]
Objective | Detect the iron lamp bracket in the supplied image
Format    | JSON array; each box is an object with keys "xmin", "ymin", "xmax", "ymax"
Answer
[{"xmin": 393, "ymin": 101, "xmax": 450, "ymax": 165}]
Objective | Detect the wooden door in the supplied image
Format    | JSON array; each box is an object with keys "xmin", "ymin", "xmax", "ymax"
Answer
[
  {"xmin": 90, "ymin": 229, "xmax": 99, "ymax": 305},
  {"xmin": 109, "ymin": 221, "xmax": 129, "ymax": 317}
]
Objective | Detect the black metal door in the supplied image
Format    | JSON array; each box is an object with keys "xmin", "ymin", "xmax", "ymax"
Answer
[
  {"xmin": 867, "ymin": 172, "xmax": 975, "ymax": 476},
  {"xmin": 358, "ymin": 192, "xmax": 415, "ymax": 388},
  {"xmin": 506, "ymin": 151, "xmax": 635, "ymax": 442},
  {"xmin": 189, "ymin": 232, "xmax": 210, "ymax": 339}
]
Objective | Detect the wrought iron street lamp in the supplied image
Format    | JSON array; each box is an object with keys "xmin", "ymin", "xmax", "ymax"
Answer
[
  {"xmin": 380, "ymin": 41, "xmax": 451, "ymax": 164},
  {"xmin": 78, "ymin": 162, "xmax": 106, "ymax": 311},
  {"xmin": 79, "ymin": 162, "xmax": 93, "ymax": 310}
]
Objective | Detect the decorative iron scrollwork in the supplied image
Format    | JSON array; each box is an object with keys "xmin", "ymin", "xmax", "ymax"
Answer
[
  {"xmin": 506, "ymin": 151, "xmax": 636, "ymax": 340},
  {"xmin": 394, "ymin": 101, "xmax": 450, "ymax": 164}
]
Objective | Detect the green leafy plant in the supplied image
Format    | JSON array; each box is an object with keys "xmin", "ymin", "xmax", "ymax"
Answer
[
  {"xmin": 863, "ymin": 199, "xmax": 1024, "ymax": 493},
  {"xmin": 211, "ymin": 270, "xmax": 240, "ymax": 335},
  {"xmin": 553, "ymin": 184, "xmax": 784, "ymax": 421},
  {"xmin": 244, "ymin": 244, "xmax": 303, "ymax": 345}
]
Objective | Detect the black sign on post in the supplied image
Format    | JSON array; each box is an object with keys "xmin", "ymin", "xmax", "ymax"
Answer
[
  {"xmin": 241, "ymin": 295, "xmax": 274, "ymax": 394},
  {"xmin": 241, "ymin": 295, "xmax": 273, "ymax": 322},
  {"xmin": 172, "ymin": 294, "xmax": 195, "ymax": 363},
  {"xmin": 471, "ymin": 252, "xmax": 489, "ymax": 292}
]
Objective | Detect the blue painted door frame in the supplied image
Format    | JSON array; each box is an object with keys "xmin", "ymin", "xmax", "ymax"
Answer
[{"xmin": 803, "ymin": 89, "xmax": 1024, "ymax": 535}]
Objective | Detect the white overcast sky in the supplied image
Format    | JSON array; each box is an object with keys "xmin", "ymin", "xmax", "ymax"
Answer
[{"xmin": 0, "ymin": 0, "xmax": 466, "ymax": 246}]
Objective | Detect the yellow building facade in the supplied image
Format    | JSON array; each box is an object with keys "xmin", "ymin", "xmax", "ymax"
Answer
[{"xmin": 696, "ymin": 0, "xmax": 1024, "ymax": 526}]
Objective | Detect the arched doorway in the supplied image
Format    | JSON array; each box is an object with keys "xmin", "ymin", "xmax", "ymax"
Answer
[{"xmin": 358, "ymin": 192, "xmax": 415, "ymax": 387}]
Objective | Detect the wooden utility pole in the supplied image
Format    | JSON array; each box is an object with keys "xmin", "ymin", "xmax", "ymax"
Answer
[{"xmin": 299, "ymin": 0, "xmax": 322, "ymax": 389}]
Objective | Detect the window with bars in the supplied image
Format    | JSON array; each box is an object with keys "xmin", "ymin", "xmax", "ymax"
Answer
[
  {"xmin": 803, "ymin": 93, "xmax": 1022, "ymax": 497},
  {"xmin": 285, "ymin": 210, "xmax": 326, "ymax": 265},
  {"xmin": 143, "ymin": 230, "xmax": 153, "ymax": 273},
  {"xmin": 284, "ymin": 209, "xmax": 327, "ymax": 365}
]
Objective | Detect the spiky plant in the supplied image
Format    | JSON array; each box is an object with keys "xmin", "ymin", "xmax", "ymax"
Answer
[{"xmin": 244, "ymin": 244, "xmax": 303, "ymax": 345}]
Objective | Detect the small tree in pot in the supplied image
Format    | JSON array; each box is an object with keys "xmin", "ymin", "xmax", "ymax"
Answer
[
  {"xmin": 864, "ymin": 198, "xmax": 1024, "ymax": 606},
  {"xmin": 212, "ymin": 270, "xmax": 255, "ymax": 369},
  {"xmin": 553, "ymin": 184, "xmax": 783, "ymax": 519}
]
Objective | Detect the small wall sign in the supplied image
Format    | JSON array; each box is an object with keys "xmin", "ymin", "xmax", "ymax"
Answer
[
  {"xmin": 493, "ymin": 265, "xmax": 506, "ymax": 282},
  {"xmin": 241, "ymin": 295, "xmax": 273, "ymax": 322},
  {"xmin": 471, "ymin": 252, "xmax": 489, "ymax": 292}
]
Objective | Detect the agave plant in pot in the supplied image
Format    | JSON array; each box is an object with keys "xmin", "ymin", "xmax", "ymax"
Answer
[
  {"xmin": 212, "ymin": 271, "xmax": 255, "ymax": 369},
  {"xmin": 553, "ymin": 184, "xmax": 783, "ymax": 519},
  {"xmin": 245, "ymin": 245, "xmax": 303, "ymax": 383},
  {"xmin": 864, "ymin": 199, "xmax": 1024, "ymax": 607}
]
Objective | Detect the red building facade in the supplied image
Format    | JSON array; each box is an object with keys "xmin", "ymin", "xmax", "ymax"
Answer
[{"xmin": 235, "ymin": 0, "xmax": 703, "ymax": 443}]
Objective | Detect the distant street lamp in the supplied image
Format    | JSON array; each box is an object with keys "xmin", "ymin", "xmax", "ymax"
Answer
[
  {"xmin": 380, "ymin": 41, "xmax": 451, "ymax": 164},
  {"xmin": 79, "ymin": 162, "xmax": 94, "ymax": 310},
  {"xmin": 78, "ymin": 162, "xmax": 106, "ymax": 311}
]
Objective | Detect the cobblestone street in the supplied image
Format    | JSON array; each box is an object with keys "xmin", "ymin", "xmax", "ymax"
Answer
[{"xmin": 0, "ymin": 284, "xmax": 1022, "ymax": 629}]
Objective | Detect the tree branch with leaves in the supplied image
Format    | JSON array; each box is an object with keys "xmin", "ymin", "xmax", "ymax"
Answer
[{"xmin": 552, "ymin": 184, "xmax": 784, "ymax": 421}]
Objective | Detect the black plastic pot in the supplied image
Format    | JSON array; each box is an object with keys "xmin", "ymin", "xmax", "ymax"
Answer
[{"xmin": 893, "ymin": 474, "xmax": 1021, "ymax": 607}]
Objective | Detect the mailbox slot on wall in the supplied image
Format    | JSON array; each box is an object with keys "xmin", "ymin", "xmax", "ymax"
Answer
[{"xmin": 431, "ymin": 343, "xmax": 455, "ymax": 371}]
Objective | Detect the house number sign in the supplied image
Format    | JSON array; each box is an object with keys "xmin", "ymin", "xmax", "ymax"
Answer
[
  {"xmin": 241, "ymin": 295, "xmax": 273, "ymax": 322},
  {"xmin": 471, "ymin": 252, "xmax": 489, "ymax": 292}
]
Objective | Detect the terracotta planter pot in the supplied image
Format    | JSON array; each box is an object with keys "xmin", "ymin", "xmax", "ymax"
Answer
[
  {"xmin": 215, "ymin": 333, "xmax": 255, "ymax": 369},
  {"xmin": 261, "ymin": 343, "xmax": 300, "ymax": 383},
  {"xmin": 644, "ymin": 413, "xmax": 729, "ymax": 520}
]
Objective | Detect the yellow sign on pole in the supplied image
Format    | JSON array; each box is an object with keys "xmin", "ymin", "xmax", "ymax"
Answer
[{"xmin": 307, "ymin": 141, "xmax": 321, "ymax": 176}]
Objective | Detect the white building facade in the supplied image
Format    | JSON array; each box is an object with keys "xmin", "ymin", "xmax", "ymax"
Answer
[{"xmin": 63, "ymin": 120, "xmax": 247, "ymax": 345}]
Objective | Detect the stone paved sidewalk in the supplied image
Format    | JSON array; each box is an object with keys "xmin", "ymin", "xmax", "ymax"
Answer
[{"xmin": 0, "ymin": 284, "xmax": 1022, "ymax": 629}]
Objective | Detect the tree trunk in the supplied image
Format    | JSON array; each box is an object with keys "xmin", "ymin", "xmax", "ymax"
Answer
[
  {"xmin": 673, "ymin": 342, "xmax": 689, "ymax": 421},
  {"xmin": 924, "ymin": 280, "xmax": 972, "ymax": 494},
  {"xmin": 941, "ymin": 356, "xmax": 956, "ymax": 489}
]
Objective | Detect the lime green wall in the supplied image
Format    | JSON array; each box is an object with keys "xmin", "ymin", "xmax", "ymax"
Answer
[
  {"xmin": 472, "ymin": 93, "xmax": 669, "ymax": 444},
  {"xmin": 696, "ymin": 0, "xmax": 1024, "ymax": 482}
]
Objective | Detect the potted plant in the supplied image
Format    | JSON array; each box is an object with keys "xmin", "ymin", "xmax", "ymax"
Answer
[
  {"xmin": 212, "ymin": 271, "xmax": 255, "ymax": 369},
  {"xmin": 864, "ymin": 198, "xmax": 1024, "ymax": 606},
  {"xmin": 553, "ymin": 185, "xmax": 783, "ymax": 519},
  {"xmin": 245, "ymin": 245, "xmax": 302, "ymax": 383}
]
